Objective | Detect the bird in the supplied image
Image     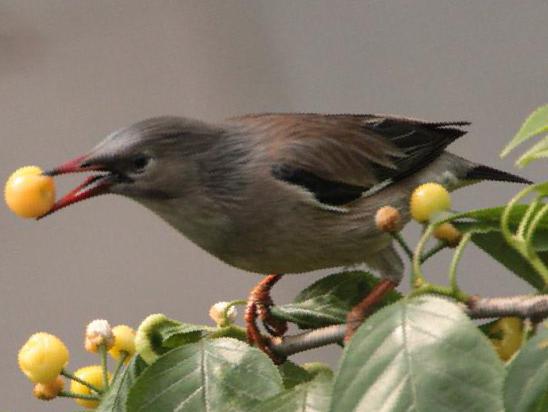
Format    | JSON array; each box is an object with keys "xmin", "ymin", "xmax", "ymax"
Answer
[{"xmin": 42, "ymin": 113, "xmax": 530, "ymax": 359}]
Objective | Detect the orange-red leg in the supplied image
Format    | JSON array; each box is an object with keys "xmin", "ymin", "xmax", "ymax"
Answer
[
  {"xmin": 245, "ymin": 274, "xmax": 287, "ymax": 363},
  {"xmin": 344, "ymin": 279, "xmax": 398, "ymax": 342}
]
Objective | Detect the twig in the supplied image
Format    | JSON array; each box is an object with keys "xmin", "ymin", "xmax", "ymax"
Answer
[
  {"xmin": 269, "ymin": 294, "xmax": 548, "ymax": 357},
  {"xmin": 466, "ymin": 294, "xmax": 548, "ymax": 320}
]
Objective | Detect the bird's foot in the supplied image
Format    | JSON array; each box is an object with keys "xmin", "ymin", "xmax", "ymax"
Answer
[
  {"xmin": 344, "ymin": 278, "xmax": 397, "ymax": 342},
  {"xmin": 245, "ymin": 274, "xmax": 287, "ymax": 364}
]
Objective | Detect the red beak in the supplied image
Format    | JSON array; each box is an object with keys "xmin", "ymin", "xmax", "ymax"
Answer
[{"xmin": 38, "ymin": 155, "xmax": 116, "ymax": 219}]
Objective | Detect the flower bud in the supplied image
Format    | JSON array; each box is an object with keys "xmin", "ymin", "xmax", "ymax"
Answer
[
  {"xmin": 433, "ymin": 222, "xmax": 463, "ymax": 247},
  {"xmin": 85, "ymin": 319, "xmax": 114, "ymax": 353},
  {"xmin": 33, "ymin": 376, "xmax": 64, "ymax": 401},
  {"xmin": 410, "ymin": 183, "xmax": 451, "ymax": 223},
  {"xmin": 109, "ymin": 325, "xmax": 136, "ymax": 362},
  {"xmin": 209, "ymin": 301, "xmax": 238, "ymax": 327},
  {"xmin": 375, "ymin": 206, "xmax": 403, "ymax": 233},
  {"xmin": 18, "ymin": 332, "xmax": 69, "ymax": 384}
]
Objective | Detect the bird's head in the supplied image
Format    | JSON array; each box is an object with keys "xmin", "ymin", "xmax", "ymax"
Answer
[{"xmin": 40, "ymin": 116, "xmax": 221, "ymax": 218}]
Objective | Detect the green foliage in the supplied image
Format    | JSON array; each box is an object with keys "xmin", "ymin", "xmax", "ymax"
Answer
[
  {"xmin": 501, "ymin": 104, "xmax": 548, "ymax": 167},
  {"xmin": 252, "ymin": 370, "xmax": 333, "ymax": 412},
  {"xmin": 452, "ymin": 204, "xmax": 548, "ymax": 290},
  {"xmin": 135, "ymin": 313, "xmax": 215, "ymax": 364},
  {"xmin": 127, "ymin": 338, "xmax": 283, "ymax": 412},
  {"xmin": 469, "ymin": 230, "xmax": 547, "ymax": 290},
  {"xmin": 270, "ymin": 271, "xmax": 402, "ymax": 328},
  {"xmin": 96, "ymin": 356, "xmax": 147, "ymax": 412},
  {"xmin": 278, "ymin": 361, "xmax": 315, "ymax": 389},
  {"xmin": 330, "ymin": 296, "xmax": 505, "ymax": 412},
  {"xmin": 504, "ymin": 322, "xmax": 548, "ymax": 412}
]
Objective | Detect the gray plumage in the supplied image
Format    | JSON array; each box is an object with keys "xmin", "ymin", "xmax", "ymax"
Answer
[{"xmin": 49, "ymin": 113, "xmax": 530, "ymax": 283}]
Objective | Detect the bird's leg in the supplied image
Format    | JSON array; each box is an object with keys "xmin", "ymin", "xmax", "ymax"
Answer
[
  {"xmin": 344, "ymin": 278, "xmax": 398, "ymax": 342},
  {"xmin": 245, "ymin": 274, "xmax": 287, "ymax": 362}
]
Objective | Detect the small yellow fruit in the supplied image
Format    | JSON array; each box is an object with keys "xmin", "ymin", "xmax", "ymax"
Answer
[
  {"xmin": 5, "ymin": 166, "xmax": 55, "ymax": 218},
  {"xmin": 433, "ymin": 222, "xmax": 463, "ymax": 247},
  {"xmin": 33, "ymin": 376, "xmax": 64, "ymax": 401},
  {"xmin": 375, "ymin": 206, "xmax": 403, "ymax": 233},
  {"xmin": 109, "ymin": 325, "xmax": 136, "ymax": 362},
  {"xmin": 410, "ymin": 183, "xmax": 451, "ymax": 223},
  {"xmin": 18, "ymin": 332, "xmax": 69, "ymax": 384},
  {"xmin": 489, "ymin": 317, "xmax": 524, "ymax": 361},
  {"xmin": 71, "ymin": 365, "xmax": 111, "ymax": 409}
]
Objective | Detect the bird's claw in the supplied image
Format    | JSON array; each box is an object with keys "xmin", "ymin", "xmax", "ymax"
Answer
[{"xmin": 245, "ymin": 274, "xmax": 287, "ymax": 364}]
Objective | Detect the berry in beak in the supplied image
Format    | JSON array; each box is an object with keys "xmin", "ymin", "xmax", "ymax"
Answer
[{"xmin": 38, "ymin": 156, "xmax": 118, "ymax": 219}]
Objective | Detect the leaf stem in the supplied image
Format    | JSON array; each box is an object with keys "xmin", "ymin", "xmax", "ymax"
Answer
[
  {"xmin": 223, "ymin": 299, "xmax": 247, "ymax": 320},
  {"xmin": 525, "ymin": 202, "xmax": 548, "ymax": 247},
  {"xmin": 448, "ymin": 233, "xmax": 472, "ymax": 295},
  {"xmin": 61, "ymin": 370, "xmax": 103, "ymax": 394},
  {"xmin": 100, "ymin": 343, "xmax": 110, "ymax": 390},
  {"xmin": 111, "ymin": 351, "xmax": 129, "ymax": 383},
  {"xmin": 412, "ymin": 224, "xmax": 435, "ymax": 288},
  {"xmin": 408, "ymin": 283, "xmax": 468, "ymax": 302},
  {"xmin": 501, "ymin": 184, "xmax": 536, "ymax": 243},
  {"xmin": 58, "ymin": 390, "xmax": 100, "ymax": 401},
  {"xmin": 420, "ymin": 241, "xmax": 447, "ymax": 263},
  {"xmin": 391, "ymin": 232, "xmax": 413, "ymax": 260},
  {"xmin": 517, "ymin": 196, "xmax": 541, "ymax": 239}
]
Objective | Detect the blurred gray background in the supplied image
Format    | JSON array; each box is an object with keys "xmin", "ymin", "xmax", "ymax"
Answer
[{"xmin": 1, "ymin": 1, "xmax": 546, "ymax": 410}]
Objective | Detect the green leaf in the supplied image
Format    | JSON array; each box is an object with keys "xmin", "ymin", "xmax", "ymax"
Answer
[
  {"xmin": 466, "ymin": 230, "xmax": 547, "ymax": 290},
  {"xmin": 126, "ymin": 338, "xmax": 283, "ymax": 412},
  {"xmin": 270, "ymin": 271, "xmax": 402, "ymax": 329},
  {"xmin": 517, "ymin": 135, "xmax": 548, "ymax": 167},
  {"xmin": 501, "ymin": 104, "xmax": 548, "ymax": 158},
  {"xmin": 253, "ymin": 371, "xmax": 333, "ymax": 412},
  {"xmin": 96, "ymin": 356, "xmax": 148, "ymax": 412},
  {"xmin": 331, "ymin": 296, "xmax": 505, "ymax": 412},
  {"xmin": 504, "ymin": 322, "xmax": 548, "ymax": 412},
  {"xmin": 208, "ymin": 324, "xmax": 248, "ymax": 342},
  {"xmin": 456, "ymin": 204, "xmax": 548, "ymax": 231},
  {"xmin": 302, "ymin": 362, "xmax": 334, "ymax": 378},
  {"xmin": 278, "ymin": 361, "xmax": 313, "ymax": 389},
  {"xmin": 135, "ymin": 314, "xmax": 214, "ymax": 364},
  {"xmin": 455, "ymin": 223, "xmax": 548, "ymax": 290},
  {"xmin": 452, "ymin": 205, "xmax": 548, "ymax": 290}
]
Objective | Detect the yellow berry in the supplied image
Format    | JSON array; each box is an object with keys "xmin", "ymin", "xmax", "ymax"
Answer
[
  {"xmin": 71, "ymin": 365, "xmax": 111, "ymax": 409},
  {"xmin": 109, "ymin": 325, "xmax": 136, "ymax": 362},
  {"xmin": 489, "ymin": 317, "xmax": 523, "ymax": 361},
  {"xmin": 375, "ymin": 206, "xmax": 403, "ymax": 233},
  {"xmin": 33, "ymin": 376, "xmax": 64, "ymax": 401},
  {"xmin": 410, "ymin": 183, "xmax": 451, "ymax": 223},
  {"xmin": 433, "ymin": 222, "xmax": 463, "ymax": 247},
  {"xmin": 18, "ymin": 333, "xmax": 69, "ymax": 384},
  {"xmin": 5, "ymin": 166, "xmax": 56, "ymax": 218}
]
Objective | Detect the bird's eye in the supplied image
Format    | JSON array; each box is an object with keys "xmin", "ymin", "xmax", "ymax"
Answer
[{"xmin": 131, "ymin": 155, "xmax": 150, "ymax": 173}]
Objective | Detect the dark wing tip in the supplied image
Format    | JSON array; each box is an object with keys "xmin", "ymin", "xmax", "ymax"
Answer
[{"xmin": 466, "ymin": 165, "xmax": 532, "ymax": 184}]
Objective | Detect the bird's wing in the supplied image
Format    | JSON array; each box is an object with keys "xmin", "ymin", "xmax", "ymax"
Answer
[{"xmin": 229, "ymin": 113, "xmax": 469, "ymax": 207}]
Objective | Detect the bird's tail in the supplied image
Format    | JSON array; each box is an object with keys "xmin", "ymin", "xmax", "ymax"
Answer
[{"xmin": 465, "ymin": 165, "xmax": 532, "ymax": 184}]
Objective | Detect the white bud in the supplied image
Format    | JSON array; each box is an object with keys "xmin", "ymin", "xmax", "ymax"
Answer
[
  {"xmin": 85, "ymin": 319, "xmax": 114, "ymax": 352},
  {"xmin": 209, "ymin": 302, "xmax": 238, "ymax": 327}
]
